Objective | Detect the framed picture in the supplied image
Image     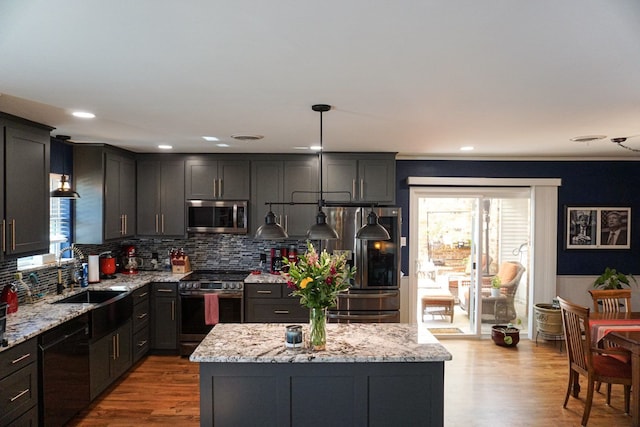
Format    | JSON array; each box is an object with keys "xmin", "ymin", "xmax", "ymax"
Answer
[{"xmin": 566, "ymin": 207, "xmax": 631, "ymax": 249}]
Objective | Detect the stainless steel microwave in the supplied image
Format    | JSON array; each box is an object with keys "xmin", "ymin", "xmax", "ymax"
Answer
[{"xmin": 186, "ymin": 200, "xmax": 248, "ymax": 234}]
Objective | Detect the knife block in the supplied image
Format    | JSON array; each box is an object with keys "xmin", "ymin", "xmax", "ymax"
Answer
[{"xmin": 171, "ymin": 255, "xmax": 192, "ymax": 274}]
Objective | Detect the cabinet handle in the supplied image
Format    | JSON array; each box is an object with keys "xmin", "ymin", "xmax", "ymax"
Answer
[
  {"xmin": 274, "ymin": 310, "xmax": 290, "ymax": 314},
  {"xmin": 112, "ymin": 335, "xmax": 117, "ymax": 360},
  {"xmin": 218, "ymin": 179, "xmax": 223, "ymax": 198},
  {"xmin": 137, "ymin": 340, "xmax": 148, "ymax": 348},
  {"xmin": 10, "ymin": 219, "xmax": 15, "ymax": 251},
  {"xmin": 284, "ymin": 215, "xmax": 288, "ymax": 232},
  {"xmin": 155, "ymin": 214, "xmax": 159, "ymax": 233},
  {"xmin": 138, "ymin": 292, "xmax": 148, "ymax": 298},
  {"xmin": 161, "ymin": 214, "xmax": 165, "ymax": 233},
  {"xmin": 171, "ymin": 300, "xmax": 175, "ymax": 320},
  {"xmin": 10, "ymin": 388, "xmax": 29, "ymax": 402},
  {"xmin": 117, "ymin": 333, "xmax": 120, "ymax": 358},
  {"xmin": 120, "ymin": 215, "xmax": 124, "ymax": 235},
  {"xmin": 1, "ymin": 219, "xmax": 5, "ymax": 252},
  {"xmin": 360, "ymin": 179, "xmax": 364, "ymax": 199},
  {"xmin": 137, "ymin": 312, "xmax": 148, "ymax": 320},
  {"xmin": 213, "ymin": 179, "xmax": 217, "ymax": 198},
  {"xmin": 157, "ymin": 289, "xmax": 173, "ymax": 293},
  {"xmin": 124, "ymin": 214, "xmax": 128, "ymax": 235},
  {"xmin": 257, "ymin": 290, "xmax": 272, "ymax": 294},
  {"xmin": 11, "ymin": 353, "xmax": 31, "ymax": 364}
]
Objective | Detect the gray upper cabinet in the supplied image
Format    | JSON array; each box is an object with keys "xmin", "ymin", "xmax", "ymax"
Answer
[
  {"xmin": 0, "ymin": 113, "xmax": 51, "ymax": 258},
  {"xmin": 185, "ymin": 158, "xmax": 250, "ymax": 200},
  {"xmin": 137, "ymin": 158, "xmax": 185, "ymax": 236},
  {"xmin": 322, "ymin": 153, "xmax": 396, "ymax": 204},
  {"xmin": 251, "ymin": 156, "xmax": 318, "ymax": 237},
  {"xmin": 74, "ymin": 145, "xmax": 137, "ymax": 243}
]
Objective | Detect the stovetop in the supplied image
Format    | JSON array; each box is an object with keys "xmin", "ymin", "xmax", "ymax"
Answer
[{"xmin": 180, "ymin": 270, "xmax": 250, "ymax": 282}]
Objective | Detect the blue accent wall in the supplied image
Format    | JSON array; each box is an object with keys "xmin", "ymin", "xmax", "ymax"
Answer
[{"xmin": 396, "ymin": 160, "xmax": 640, "ymax": 276}]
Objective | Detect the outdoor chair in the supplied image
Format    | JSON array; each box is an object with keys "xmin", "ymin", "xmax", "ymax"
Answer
[{"xmin": 558, "ymin": 296, "xmax": 631, "ymax": 426}]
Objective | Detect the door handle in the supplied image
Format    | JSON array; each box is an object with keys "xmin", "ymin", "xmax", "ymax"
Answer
[
  {"xmin": 157, "ymin": 289, "xmax": 173, "ymax": 293},
  {"xmin": 11, "ymin": 353, "xmax": 31, "ymax": 364},
  {"xmin": 10, "ymin": 219, "xmax": 15, "ymax": 251},
  {"xmin": 274, "ymin": 310, "xmax": 290, "ymax": 314},
  {"xmin": 257, "ymin": 290, "xmax": 272, "ymax": 294},
  {"xmin": 10, "ymin": 388, "xmax": 30, "ymax": 402},
  {"xmin": 137, "ymin": 312, "xmax": 148, "ymax": 320}
]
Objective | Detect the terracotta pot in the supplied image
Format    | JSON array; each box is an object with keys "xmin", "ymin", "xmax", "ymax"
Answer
[{"xmin": 491, "ymin": 325, "xmax": 520, "ymax": 347}]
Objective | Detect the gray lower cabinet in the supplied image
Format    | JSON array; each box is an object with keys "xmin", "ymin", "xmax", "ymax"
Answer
[
  {"xmin": 136, "ymin": 158, "xmax": 185, "ymax": 236},
  {"xmin": 244, "ymin": 283, "xmax": 309, "ymax": 323},
  {"xmin": 251, "ymin": 156, "xmax": 318, "ymax": 237},
  {"xmin": 0, "ymin": 338, "xmax": 38, "ymax": 427},
  {"xmin": 150, "ymin": 282, "xmax": 178, "ymax": 351},
  {"xmin": 199, "ymin": 361, "xmax": 445, "ymax": 427},
  {"xmin": 0, "ymin": 113, "xmax": 51, "ymax": 258},
  {"xmin": 322, "ymin": 153, "xmax": 396, "ymax": 204},
  {"xmin": 131, "ymin": 284, "xmax": 150, "ymax": 363},
  {"xmin": 89, "ymin": 319, "xmax": 132, "ymax": 401}
]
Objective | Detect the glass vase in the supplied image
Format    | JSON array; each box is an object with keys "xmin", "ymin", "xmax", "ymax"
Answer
[{"xmin": 309, "ymin": 307, "xmax": 327, "ymax": 351}]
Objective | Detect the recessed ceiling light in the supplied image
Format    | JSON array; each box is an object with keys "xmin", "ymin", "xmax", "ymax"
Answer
[
  {"xmin": 158, "ymin": 145, "xmax": 173, "ymax": 150},
  {"xmin": 72, "ymin": 111, "xmax": 95, "ymax": 119},
  {"xmin": 202, "ymin": 136, "xmax": 219, "ymax": 142},
  {"xmin": 293, "ymin": 146, "xmax": 310, "ymax": 150},
  {"xmin": 570, "ymin": 135, "xmax": 606, "ymax": 142},
  {"xmin": 460, "ymin": 146, "xmax": 474, "ymax": 151},
  {"xmin": 216, "ymin": 143, "xmax": 230, "ymax": 148},
  {"xmin": 309, "ymin": 145, "xmax": 322, "ymax": 151},
  {"xmin": 231, "ymin": 134, "xmax": 264, "ymax": 141}
]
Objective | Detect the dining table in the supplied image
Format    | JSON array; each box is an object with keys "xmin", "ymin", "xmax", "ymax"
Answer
[{"xmin": 590, "ymin": 312, "xmax": 640, "ymax": 427}]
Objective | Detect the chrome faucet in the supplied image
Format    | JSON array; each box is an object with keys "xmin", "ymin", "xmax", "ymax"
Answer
[{"xmin": 56, "ymin": 245, "xmax": 85, "ymax": 294}]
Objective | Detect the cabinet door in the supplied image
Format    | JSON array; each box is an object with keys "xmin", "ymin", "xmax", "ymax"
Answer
[
  {"xmin": 136, "ymin": 160, "xmax": 161, "ymax": 235},
  {"xmin": 111, "ymin": 321, "xmax": 132, "ymax": 379},
  {"xmin": 119, "ymin": 157, "xmax": 136, "ymax": 237},
  {"xmin": 322, "ymin": 157, "xmax": 357, "ymax": 203},
  {"xmin": 250, "ymin": 161, "xmax": 284, "ymax": 235},
  {"xmin": 283, "ymin": 159, "xmax": 318, "ymax": 237},
  {"xmin": 4, "ymin": 125, "xmax": 50, "ymax": 255},
  {"xmin": 89, "ymin": 333, "xmax": 112, "ymax": 400},
  {"xmin": 152, "ymin": 297, "xmax": 177, "ymax": 350},
  {"xmin": 185, "ymin": 159, "xmax": 217, "ymax": 199},
  {"xmin": 159, "ymin": 160, "xmax": 186, "ymax": 235},
  {"xmin": 104, "ymin": 154, "xmax": 123, "ymax": 240},
  {"xmin": 218, "ymin": 160, "xmax": 250, "ymax": 199},
  {"xmin": 359, "ymin": 158, "xmax": 395, "ymax": 203}
]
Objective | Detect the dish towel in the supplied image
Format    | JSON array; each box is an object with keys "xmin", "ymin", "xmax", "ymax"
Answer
[{"xmin": 204, "ymin": 293, "xmax": 219, "ymax": 325}]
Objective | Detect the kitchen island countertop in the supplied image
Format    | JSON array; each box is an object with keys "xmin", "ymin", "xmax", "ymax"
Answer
[
  {"xmin": 243, "ymin": 271, "xmax": 287, "ymax": 283},
  {"xmin": 1, "ymin": 270, "xmax": 186, "ymax": 352},
  {"xmin": 190, "ymin": 322, "xmax": 452, "ymax": 363}
]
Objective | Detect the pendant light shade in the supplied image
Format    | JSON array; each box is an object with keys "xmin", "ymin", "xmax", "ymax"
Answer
[
  {"xmin": 254, "ymin": 209, "xmax": 288, "ymax": 239},
  {"xmin": 307, "ymin": 210, "xmax": 339, "ymax": 240},
  {"xmin": 50, "ymin": 175, "xmax": 81, "ymax": 199},
  {"xmin": 51, "ymin": 135, "xmax": 80, "ymax": 199},
  {"xmin": 356, "ymin": 210, "xmax": 391, "ymax": 240}
]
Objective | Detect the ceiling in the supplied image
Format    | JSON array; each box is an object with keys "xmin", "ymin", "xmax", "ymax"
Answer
[{"xmin": 1, "ymin": 1, "xmax": 639, "ymax": 159}]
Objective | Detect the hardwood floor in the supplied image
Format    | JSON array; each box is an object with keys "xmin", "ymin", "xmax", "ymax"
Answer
[{"xmin": 68, "ymin": 339, "xmax": 633, "ymax": 426}]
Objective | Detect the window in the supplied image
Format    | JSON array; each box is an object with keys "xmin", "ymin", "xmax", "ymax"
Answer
[{"xmin": 17, "ymin": 173, "xmax": 72, "ymax": 269}]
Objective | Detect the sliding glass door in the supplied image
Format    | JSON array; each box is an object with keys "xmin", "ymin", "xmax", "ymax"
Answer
[{"xmin": 410, "ymin": 187, "xmax": 531, "ymax": 336}]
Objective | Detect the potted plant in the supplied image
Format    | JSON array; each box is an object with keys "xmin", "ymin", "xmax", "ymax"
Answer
[
  {"xmin": 490, "ymin": 276, "xmax": 501, "ymax": 297},
  {"xmin": 592, "ymin": 267, "xmax": 637, "ymax": 290},
  {"xmin": 491, "ymin": 323, "xmax": 520, "ymax": 347}
]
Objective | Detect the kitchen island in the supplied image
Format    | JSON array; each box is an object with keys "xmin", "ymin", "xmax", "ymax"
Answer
[{"xmin": 190, "ymin": 323, "xmax": 452, "ymax": 427}]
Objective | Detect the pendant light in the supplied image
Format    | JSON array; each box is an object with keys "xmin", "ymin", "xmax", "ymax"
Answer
[
  {"xmin": 306, "ymin": 104, "xmax": 338, "ymax": 240},
  {"xmin": 356, "ymin": 208, "xmax": 391, "ymax": 240},
  {"xmin": 254, "ymin": 204, "xmax": 288, "ymax": 239},
  {"xmin": 51, "ymin": 135, "xmax": 80, "ymax": 199}
]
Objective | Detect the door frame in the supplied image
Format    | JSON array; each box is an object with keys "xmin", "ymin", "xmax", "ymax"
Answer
[{"xmin": 407, "ymin": 177, "xmax": 560, "ymax": 338}]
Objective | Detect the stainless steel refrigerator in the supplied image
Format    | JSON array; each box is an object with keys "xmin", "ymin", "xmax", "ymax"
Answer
[{"xmin": 321, "ymin": 206, "xmax": 402, "ymax": 323}]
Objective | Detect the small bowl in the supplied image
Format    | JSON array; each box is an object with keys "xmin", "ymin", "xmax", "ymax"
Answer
[{"xmin": 491, "ymin": 325, "xmax": 520, "ymax": 347}]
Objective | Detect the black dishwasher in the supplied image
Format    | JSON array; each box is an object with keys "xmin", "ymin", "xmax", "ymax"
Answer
[{"xmin": 39, "ymin": 313, "xmax": 91, "ymax": 427}]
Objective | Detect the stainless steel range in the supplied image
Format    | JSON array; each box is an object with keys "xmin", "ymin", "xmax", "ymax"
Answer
[{"xmin": 178, "ymin": 270, "xmax": 247, "ymax": 356}]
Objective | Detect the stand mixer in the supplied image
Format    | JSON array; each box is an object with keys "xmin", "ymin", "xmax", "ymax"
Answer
[{"xmin": 122, "ymin": 245, "xmax": 144, "ymax": 275}]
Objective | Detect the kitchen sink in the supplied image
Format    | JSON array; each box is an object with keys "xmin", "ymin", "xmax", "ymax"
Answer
[
  {"xmin": 54, "ymin": 289, "xmax": 127, "ymax": 304},
  {"xmin": 54, "ymin": 289, "xmax": 133, "ymax": 340}
]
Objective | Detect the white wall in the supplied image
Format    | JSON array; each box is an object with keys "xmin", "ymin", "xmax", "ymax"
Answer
[{"xmin": 555, "ymin": 275, "xmax": 640, "ymax": 311}]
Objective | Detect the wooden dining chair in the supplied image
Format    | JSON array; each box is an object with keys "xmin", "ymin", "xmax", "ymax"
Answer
[
  {"xmin": 557, "ymin": 296, "xmax": 631, "ymax": 426},
  {"xmin": 588, "ymin": 289, "xmax": 632, "ymax": 399},
  {"xmin": 588, "ymin": 289, "xmax": 632, "ymax": 314}
]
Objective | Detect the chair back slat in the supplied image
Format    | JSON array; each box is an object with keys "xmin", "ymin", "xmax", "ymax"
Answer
[{"xmin": 588, "ymin": 289, "xmax": 632, "ymax": 314}]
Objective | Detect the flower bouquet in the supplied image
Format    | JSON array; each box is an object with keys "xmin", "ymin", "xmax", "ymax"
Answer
[{"xmin": 282, "ymin": 241, "xmax": 356, "ymax": 350}]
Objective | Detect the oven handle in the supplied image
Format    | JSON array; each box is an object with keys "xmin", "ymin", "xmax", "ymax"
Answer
[{"xmin": 179, "ymin": 292, "xmax": 244, "ymax": 299}]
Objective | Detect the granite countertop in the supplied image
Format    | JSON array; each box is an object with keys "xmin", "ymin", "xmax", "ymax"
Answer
[
  {"xmin": 244, "ymin": 272, "xmax": 288, "ymax": 283},
  {"xmin": 1, "ymin": 271, "xmax": 186, "ymax": 352},
  {"xmin": 190, "ymin": 323, "xmax": 452, "ymax": 363}
]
